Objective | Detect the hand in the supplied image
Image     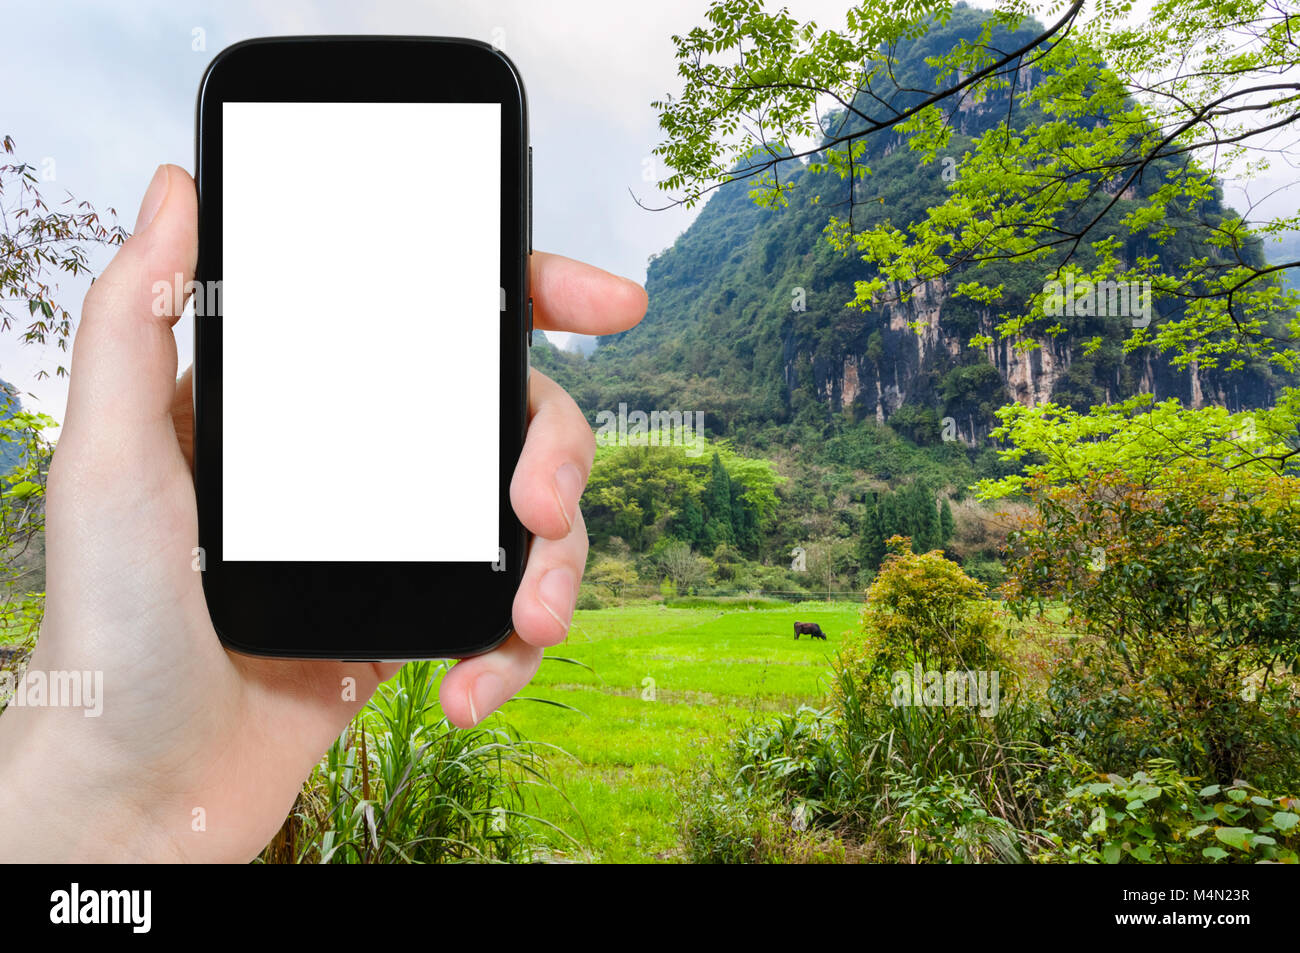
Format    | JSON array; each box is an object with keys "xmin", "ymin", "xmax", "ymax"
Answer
[{"xmin": 0, "ymin": 164, "xmax": 646, "ymax": 862}]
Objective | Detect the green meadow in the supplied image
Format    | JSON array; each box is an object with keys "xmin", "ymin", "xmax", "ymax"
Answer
[{"xmin": 487, "ymin": 602, "xmax": 862, "ymax": 863}]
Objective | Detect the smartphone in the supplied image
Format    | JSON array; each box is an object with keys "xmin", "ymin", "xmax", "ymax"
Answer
[{"xmin": 193, "ymin": 37, "xmax": 531, "ymax": 660}]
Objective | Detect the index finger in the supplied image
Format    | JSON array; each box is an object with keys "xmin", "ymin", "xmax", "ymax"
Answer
[{"xmin": 530, "ymin": 250, "xmax": 647, "ymax": 336}]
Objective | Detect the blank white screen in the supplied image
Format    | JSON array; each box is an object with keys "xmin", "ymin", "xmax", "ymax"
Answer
[{"xmin": 221, "ymin": 101, "xmax": 501, "ymax": 562}]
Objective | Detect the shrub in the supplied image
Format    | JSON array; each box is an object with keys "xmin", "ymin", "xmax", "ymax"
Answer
[
  {"xmin": 679, "ymin": 665, "xmax": 1050, "ymax": 863},
  {"xmin": 1048, "ymin": 648, "xmax": 1300, "ymax": 790},
  {"xmin": 678, "ymin": 762, "xmax": 849, "ymax": 864},
  {"xmin": 840, "ymin": 535, "xmax": 1008, "ymax": 705},
  {"xmin": 1037, "ymin": 756, "xmax": 1300, "ymax": 864},
  {"xmin": 1009, "ymin": 470, "xmax": 1300, "ymax": 785},
  {"xmin": 883, "ymin": 767, "xmax": 1022, "ymax": 863},
  {"xmin": 575, "ymin": 585, "xmax": 607, "ymax": 611},
  {"xmin": 663, "ymin": 594, "xmax": 790, "ymax": 609}
]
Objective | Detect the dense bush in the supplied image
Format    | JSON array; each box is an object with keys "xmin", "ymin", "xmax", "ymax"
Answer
[
  {"xmin": 1008, "ymin": 470, "xmax": 1300, "ymax": 786},
  {"xmin": 679, "ymin": 662, "xmax": 1051, "ymax": 862},
  {"xmin": 679, "ymin": 706, "xmax": 852, "ymax": 863},
  {"xmin": 1036, "ymin": 756, "xmax": 1300, "ymax": 864},
  {"xmin": 678, "ymin": 548, "xmax": 1049, "ymax": 863},
  {"xmin": 839, "ymin": 535, "xmax": 1009, "ymax": 703},
  {"xmin": 678, "ymin": 769, "xmax": 849, "ymax": 863},
  {"xmin": 884, "ymin": 766, "xmax": 1022, "ymax": 863}
]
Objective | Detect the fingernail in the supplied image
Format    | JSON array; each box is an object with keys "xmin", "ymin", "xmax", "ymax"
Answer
[
  {"xmin": 134, "ymin": 165, "xmax": 169, "ymax": 234},
  {"xmin": 553, "ymin": 462, "xmax": 583, "ymax": 533},
  {"xmin": 468, "ymin": 672, "xmax": 504, "ymax": 726},
  {"xmin": 538, "ymin": 566, "xmax": 576, "ymax": 636}
]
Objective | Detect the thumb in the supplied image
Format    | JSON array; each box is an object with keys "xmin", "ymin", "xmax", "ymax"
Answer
[{"xmin": 60, "ymin": 164, "xmax": 197, "ymax": 464}]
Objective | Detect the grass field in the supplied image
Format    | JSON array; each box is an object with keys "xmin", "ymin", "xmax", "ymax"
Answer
[
  {"xmin": 485, "ymin": 602, "xmax": 863, "ymax": 863},
  {"xmin": 1, "ymin": 598, "xmax": 863, "ymax": 862}
]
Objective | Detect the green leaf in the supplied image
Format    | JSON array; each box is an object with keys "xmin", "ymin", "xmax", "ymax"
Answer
[
  {"xmin": 1214, "ymin": 827, "xmax": 1255, "ymax": 851},
  {"xmin": 1214, "ymin": 802, "xmax": 1245, "ymax": 822},
  {"xmin": 2, "ymin": 480, "xmax": 40, "ymax": 500},
  {"xmin": 1271, "ymin": 811, "xmax": 1299, "ymax": 832}
]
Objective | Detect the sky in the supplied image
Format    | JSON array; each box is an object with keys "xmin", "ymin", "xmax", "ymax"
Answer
[
  {"xmin": 1, "ymin": 0, "xmax": 1295, "ymax": 423},
  {"xmin": 0, "ymin": 0, "xmax": 850, "ymax": 421},
  {"xmin": 0, "ymin": 0, "xmax": 800, "ymax": 416}
]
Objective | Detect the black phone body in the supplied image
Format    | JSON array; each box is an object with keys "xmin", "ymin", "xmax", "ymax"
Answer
[{"xmin": 194, "ymin": 37, "xmax": 530, "ymax": 660}]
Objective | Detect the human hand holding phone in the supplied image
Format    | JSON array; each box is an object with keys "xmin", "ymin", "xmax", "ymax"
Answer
[
  {"xmin": 0, "ymin": 164, "xmax": 647, "ymax": 862},
  {"xmin": 197, "ymin": 39, "xmax": 538, "ymax": 656}
]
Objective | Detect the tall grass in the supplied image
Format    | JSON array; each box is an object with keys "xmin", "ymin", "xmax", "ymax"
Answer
[
  {"xmin": 830, "ymin": 662, "xmax": 1048, "ymax": 832},
  {"xmin": 261, "ymin": 661, "xmax": 583, "ymax": 863}
]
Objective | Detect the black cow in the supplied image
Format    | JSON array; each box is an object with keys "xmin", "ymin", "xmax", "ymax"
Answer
[{"xmin": 793, "ymin": 622, "xmax": 826, "ymax": 641}]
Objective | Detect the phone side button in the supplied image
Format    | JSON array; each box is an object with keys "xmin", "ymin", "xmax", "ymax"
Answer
[{"xmin": 527, "ymin": 295, "xmax": 534, "ymax": 347}]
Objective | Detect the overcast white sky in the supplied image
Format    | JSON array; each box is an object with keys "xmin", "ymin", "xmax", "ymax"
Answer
[
  {"xmin": 0, "ymin": 0, "xmax": 856, "ymax": 421},
  {"xmin": 1, "ymin": 0, "xmax": 1294, "ymax": 424}
]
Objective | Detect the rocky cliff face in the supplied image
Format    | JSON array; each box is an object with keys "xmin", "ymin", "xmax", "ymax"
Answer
[{"xmin": 786, "ymin": 268, "xmax": 1273, "ymax": 448}]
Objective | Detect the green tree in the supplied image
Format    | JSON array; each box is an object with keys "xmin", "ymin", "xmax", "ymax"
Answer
[
  {"xmin": 653, "ymin": 0, "xmax": 1297, "ymax": 365},
  {"xmin": 702, "ymin": 451, "xmax": 736, "ymax": 549},
  {"xmin": 585, "ymin": 441, "xmax": 779, "ymax": 557},
  {"xmin": 0, "ymin": 403, "xmax": 54, "ymax": 649},
  {"xmin": 857, "ymin": 493, "xmax": 887, "ymax": 570},
  {"xmin": 1, "ymin": 135, "xmax": 126, "ymax": 378},
  {"xmin": 670, "ymin": 493, "xmax": 705, "ymax": 547},
  {"xmin": 842, "ymin": 535, "xmax": 1005, "ymax": 698},
  {"xmin": 659, "ymin": 541, "xmax": 711, "ymax": 593},
  {"xmin": 585, "ymin": 554, "xmax": 640, "ymax": 605},
  {"xmin": 1006, "ymin": 466, "xmax": 1300, "ymax": 785},
  {"xmin": 651, "ymin": 0, "xmax": 1300, "ymax": 480}
]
